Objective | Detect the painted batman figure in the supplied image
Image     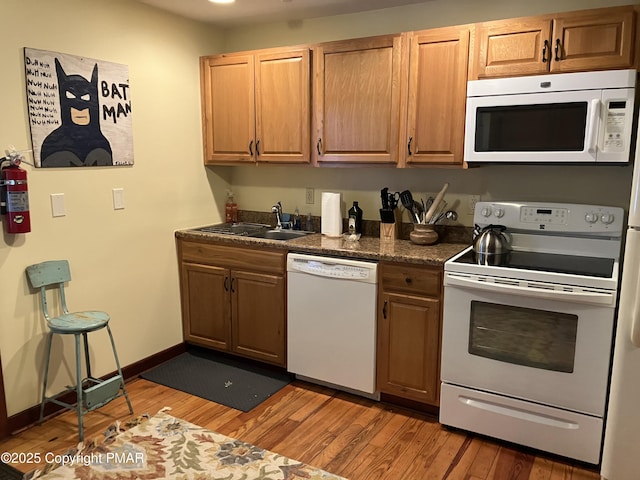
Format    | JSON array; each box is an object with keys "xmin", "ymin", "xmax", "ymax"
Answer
[{"xmin": 40, "ymin": 58, "xmax": 112, "ymax": 167}]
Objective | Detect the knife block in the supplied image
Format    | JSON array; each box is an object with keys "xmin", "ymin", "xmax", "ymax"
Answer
[{"xmin": 380, "ymin": 215, "xmax": 401, "ymax": 242}]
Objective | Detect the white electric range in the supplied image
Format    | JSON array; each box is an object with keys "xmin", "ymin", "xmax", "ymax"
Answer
[{"xmin": 440, "ymin": 201, "xmax": 624, "ymax": 464}]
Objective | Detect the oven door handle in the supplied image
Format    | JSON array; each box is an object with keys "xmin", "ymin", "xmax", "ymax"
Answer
[
  {"xmin": 445, "ymin": 273, "xmax": 614, "ymax": 306},
  {"xmin": 459, "ymin": 395, "xmax": 579, "ymax": 430}
]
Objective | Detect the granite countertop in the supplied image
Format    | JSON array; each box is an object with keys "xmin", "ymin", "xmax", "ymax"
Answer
[{"xmin": 176, "ymin": 228, "xmax": 470, "ymax": 266}]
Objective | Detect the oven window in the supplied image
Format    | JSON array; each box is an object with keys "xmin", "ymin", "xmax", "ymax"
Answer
[
  {"xmin": 475, "ymin": 102, "xmax": 587, "ymax": 152},
  {"xmin": 469, "ymin": 301, "xmax": 578, "ymax": 373}
]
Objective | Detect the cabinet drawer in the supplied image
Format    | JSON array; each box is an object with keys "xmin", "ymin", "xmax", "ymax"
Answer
[
  {"xmin": 380, "ymin": 263, "xmax": 441, "ymax": 297},
  {"xmin": 179, "ymin": 240, "xmax": 286, "ymax": 273}
]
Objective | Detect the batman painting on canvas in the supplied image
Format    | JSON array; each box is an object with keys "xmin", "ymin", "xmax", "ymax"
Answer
[{"xmin": 40, "ymin": 58, "xmax": 113, "ymax": 167}]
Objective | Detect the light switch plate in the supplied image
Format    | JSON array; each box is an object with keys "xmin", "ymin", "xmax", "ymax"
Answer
[
  {"xmin": 112, "ymin": 188, "xmax": 125, "ymax": 210},
  {"xmin": 50, "ymin": 193, "xmax": 65, "ymax": 217}
]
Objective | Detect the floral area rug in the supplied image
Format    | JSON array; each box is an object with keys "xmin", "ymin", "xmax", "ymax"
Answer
[{"xmin": 29, "ymin": 408, "xmax": 347, "ymax": 480}]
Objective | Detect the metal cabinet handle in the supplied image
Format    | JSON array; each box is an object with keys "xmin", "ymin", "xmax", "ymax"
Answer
[
  {"xmin": 224, "ymin": 277, "xmax": 229, "ymax": 292},
  {"xmin": 230, "ymin": 277, "xmax": 235, "ymax": 293},
  {"xmin": 405, "ymin": 277, "xmax": 412, "ymax": 284},
  {"xmin": 316, "ymin": 138, "xmax": 322, "ymax": 156},
  {"xmin": 407, "ymin": 137, "xmax": 413, "ymax": 156},
  {"xmin": 554, "ymin": 38, "xmax": 561, "ymax": 61},
  {"xmin": 256, "ymin": 140, "xmax": 260, "ymax": 156},
  {"xmin": 542, "ymin": 39, "xmax": 549, "ymax": 63},
  {"xmin": 249, "ymin": 140, "xmax": 254, "ymax": 156},
  {"xmin": 382, "ymin": 300, "xmax": 388, "ymax": 319}
]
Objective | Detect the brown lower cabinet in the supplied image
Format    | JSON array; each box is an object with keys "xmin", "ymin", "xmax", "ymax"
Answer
[
  {"xmin": 377, "ymin": 261, "xmax": 442, "ymax": 406},
  {"xmin": 177, "ymin": 238, "xmax": 286, "ymax": 367}
]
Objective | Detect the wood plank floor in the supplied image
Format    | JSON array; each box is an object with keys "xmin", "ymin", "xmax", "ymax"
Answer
[{"xmin": 0, "ymin": 377, "xmax": 601, "ymax": 479}]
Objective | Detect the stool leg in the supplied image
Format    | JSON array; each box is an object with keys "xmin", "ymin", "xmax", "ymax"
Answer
[
  {"xmin": 82, "ymin": 332, "xmax": 91, "ymax": 379},
  {"xmin": 106, "ymin": 325, "xmax": 133, "ymax": 414},
  {"xmin": 75, "ymin": 334, "xmax": 84, "ymax": 442},
  {"xmin": 39, "ymin": 332, "xmax": 54, "ymax": 424}
]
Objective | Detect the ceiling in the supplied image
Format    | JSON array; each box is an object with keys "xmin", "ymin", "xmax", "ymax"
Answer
[{"xmin": 136, "ymin": 0, "xmax": 431, "ymax": 27}]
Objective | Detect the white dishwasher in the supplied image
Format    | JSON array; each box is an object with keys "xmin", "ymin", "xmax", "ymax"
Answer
[{"xmin": 287, "ymin": 252, "xmax": 379, "ymax": 398}]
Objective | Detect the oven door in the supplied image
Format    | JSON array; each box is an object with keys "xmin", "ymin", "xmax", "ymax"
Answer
[
  {"xmin": 441, "ymin": 271, "xmax": 615, "ymax": 416},
  {"xmin": 464, "ymin": 87, "xmax": 634, "ymax": 163}
]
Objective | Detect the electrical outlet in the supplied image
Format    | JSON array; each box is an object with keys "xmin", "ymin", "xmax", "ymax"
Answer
[
  {"xmin": 305, "ymin": 187, "xmax": 314, "ymax": 204},
  {"xmin": 468, "ymin": 195, "xmax": 480, "ymax": 214}
]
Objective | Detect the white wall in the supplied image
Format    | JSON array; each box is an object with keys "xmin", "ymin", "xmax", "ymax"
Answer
[{"xmin": 0, "ymin": 0, "xmax": 225, "ymax": 415}]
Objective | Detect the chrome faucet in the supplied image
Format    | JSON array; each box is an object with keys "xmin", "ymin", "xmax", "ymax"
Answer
[{"xmin": 272, "ymin": 202, "xmax": 283, "ymax": 229}]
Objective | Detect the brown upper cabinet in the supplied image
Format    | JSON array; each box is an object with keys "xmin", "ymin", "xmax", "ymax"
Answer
[
  {"xmin": 312, "ymin": 35, "xmax": 403, "ymax": 165},
  {"xmin": 200, "ymin": 48, "xmax": 311, "ymax": 164},
  {"xmin": 473, "ymin": 5, "xmax": 636, "ymax": 79},
  {"xmin": 401, "ymin": 25, "xmax": 471, "ymax": 167},
  {"xmin": 200, "ymin": 5, "xmax": 638, "ymax": 167}
]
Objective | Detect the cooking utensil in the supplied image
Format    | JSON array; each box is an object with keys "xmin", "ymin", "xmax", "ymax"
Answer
[
  {"xmin": 423, "ymin": 183, "xmax": 449, "ymax": 224},
  {"xmin": 413, "ymin": 200, "xmax": 424, "ymax": 216},
  {"xmin": 399, "ymin": 190, "xmax": 421, "ymax": 223},
  {"xmin": 428, "ymin": 200, "xmax": 447, "ymax": 224},
  {"xmin": 388, "ymin": 191, "xmax": 400, "ymax": 210},
  {"xmin": 381, "ymin": 188, "xmax": 389, "ymax": 209},
  {"xmin": 435, "ymin": 210, "xmax": 458, "ymax": 224},
  {"xmin": 399, "ymin": 190, "xmax": 414, "ymax": 209}
]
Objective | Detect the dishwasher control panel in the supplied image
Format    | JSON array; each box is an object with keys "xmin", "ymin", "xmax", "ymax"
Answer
[{"xmin": 287, "ymin": 253, "xmax": 378, "ymax": 283}]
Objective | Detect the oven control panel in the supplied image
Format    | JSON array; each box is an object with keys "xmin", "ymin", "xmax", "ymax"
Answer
[
  {"xmin": 476, "ymin": 202, "xmax": 624, "ymax": 235},
  {"xmin": 520, "ymin": 206, "xmax": 568, "ymax": 225}
]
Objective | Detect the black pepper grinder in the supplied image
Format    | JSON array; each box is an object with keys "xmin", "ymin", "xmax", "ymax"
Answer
[{"xmin": 348, "ymin": 201, "xmax": 363, "ymax": 234}]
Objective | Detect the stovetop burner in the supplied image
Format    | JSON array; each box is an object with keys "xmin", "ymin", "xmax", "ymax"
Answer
[{"xmin": 453, "ymin": 248, "xmax": 615, "ymax": 278}]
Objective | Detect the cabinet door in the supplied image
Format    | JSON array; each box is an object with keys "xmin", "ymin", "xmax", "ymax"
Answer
[
  {"xmin": 200, "ymin": 54, "xmax": 256, "ymax": 164},
  {"xmin": 475, "ymin": 17, "xmax": 553, "ymax": 78},
  {"xmin": 377, "ymin": 292, "xmax": 441, "ymax": 405},
  {"xmin": 231, "ymin": 270, "xmax": 286, "ymax": 366},
  {"xmin": 551, "ymin": 6, "xmax": 636, "ymax": 73},
  {"xmin": 181, "ymin": 262, "xmax": 231, "ymax": 351},
  {"xmin": 404, "ymin": 26, "xmax": 470, "ymax": 166},
  {"xmin": 255, "ymin": 49, "xmax": 311, "ymax": 163},
  {"xmin": 313, "ymin": 35, "xmax": 402, "ymax": 164}
]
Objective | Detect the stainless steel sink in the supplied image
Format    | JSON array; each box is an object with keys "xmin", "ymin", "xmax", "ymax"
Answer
[
  {"xmin": 252, "ymin": 229, "xmax": 310, "ymax": 240},
  {"xmin": 194, "ymin": 223, "xmax": 312, "ymax": 241},
  {"xmin": 193, "ymin": 222, "xmax": 269, "ymax": 236}
]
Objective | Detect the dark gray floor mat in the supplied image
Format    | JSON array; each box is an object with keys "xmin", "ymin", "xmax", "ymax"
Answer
[{"xmin": 141, "ymin": 349, "xmax": 292, "ymax": 412}]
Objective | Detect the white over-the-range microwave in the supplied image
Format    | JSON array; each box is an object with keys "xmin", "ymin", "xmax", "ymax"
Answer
[{"xmin": 464, "ymin": 69, "xmax": 637, "ymax": 164}]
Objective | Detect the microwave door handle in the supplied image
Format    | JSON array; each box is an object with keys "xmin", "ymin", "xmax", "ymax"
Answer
[{"xmin": 585, "ymin": 99, "xmax": 601, "ymax": 155}]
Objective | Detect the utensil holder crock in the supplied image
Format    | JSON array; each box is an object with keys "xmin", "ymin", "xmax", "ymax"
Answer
[{"xmin": 410, "ymin": 224, "xmax": 438, "ymax": 245}]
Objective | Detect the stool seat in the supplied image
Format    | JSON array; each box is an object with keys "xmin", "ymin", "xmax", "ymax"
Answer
[
  {"xmin": 48, "ymin": 311, "xmax": 109, "ymax": 333},
  {"xmin": 26, "ymin": 260, "xmax": 132, "ymax": 441}
]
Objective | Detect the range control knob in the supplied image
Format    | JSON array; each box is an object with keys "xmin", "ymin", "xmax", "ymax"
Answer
[
  {"xmin": 480, "ymin": 207, "xmax": 492, "ymax": 217},
  {"xmin": 601, "ymin": 213, "xmax": 615, "ymax": 224},
  {"xmin": 494, "ymin": 208, "xmax": 505, "ymax": 218},
  {"xmin": 585, "ymin": 212, "xmax": 598, "ymax": 224}
]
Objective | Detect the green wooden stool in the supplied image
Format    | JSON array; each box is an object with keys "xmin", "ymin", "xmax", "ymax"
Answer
[{"xmin": 26, "ymin": 260, "xmax": 133, "ymax": 441}]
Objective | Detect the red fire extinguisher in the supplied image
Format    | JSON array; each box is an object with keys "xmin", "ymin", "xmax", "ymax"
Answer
[{"xmin": 1, "ymin": 157, "xmax": 31, "ymax": 234}]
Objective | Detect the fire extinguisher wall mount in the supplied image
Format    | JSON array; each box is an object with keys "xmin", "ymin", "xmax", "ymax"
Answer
[{"xmin": 1, "ymin": 151, "xmax": 31, "ymax": 234}]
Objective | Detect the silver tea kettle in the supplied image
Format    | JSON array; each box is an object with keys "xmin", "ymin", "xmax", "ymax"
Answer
[{"xmin": 473, "ymin": 224, "xmax": 511, "ymax": 256}]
